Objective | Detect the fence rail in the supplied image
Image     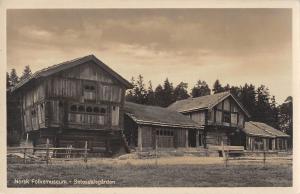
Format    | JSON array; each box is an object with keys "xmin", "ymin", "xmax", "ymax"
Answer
[{"xmin": 7, "ymin": 139, "xmax": 90, "ymax": 165}]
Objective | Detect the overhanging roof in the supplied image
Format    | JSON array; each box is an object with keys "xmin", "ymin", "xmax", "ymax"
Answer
[
  {"xmin": 11, "ymin": 54, "xmax": 133, "ymax": 92},
  {"xmin": 168, "ymin": 91, "xmax": 250, "ymax": 117}
]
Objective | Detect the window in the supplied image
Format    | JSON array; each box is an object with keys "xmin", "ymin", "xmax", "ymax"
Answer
[
  {"xmin": 93, "ymin": 107, "xmax": 100, "ymax": 113},
  {"xmin": 223, "ymin": 111, "xmax": 230, "ymax": 123},
  {"xmin": 100, "ymin": 108, "xmax": 106, "ymax": 114},
  {"xmin": 84, "ymin": 85, "xmax": 96, "ymax": 91},
  {"xmin": 112, "ymin": 106, "xmax": 116, "ymax": 111},
  {"xmin": 58, "ymin": 101, "xmax": 63, "ymax": 107},
  {"xmin": 70, "ymin": 105, "xmax": 77, "ymax": 112},
  {"xmin": 86, "ymin": 106, "xmax": 92, "ymax": 112},
  {"xmin": 78, "ymin": 105, "xmax": 85, "ymax": 112}
]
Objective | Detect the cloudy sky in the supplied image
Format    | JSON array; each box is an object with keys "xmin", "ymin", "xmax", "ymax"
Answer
[{"xmin": 7, "ymin": 9, "xmax": 292, "ymax": 103}]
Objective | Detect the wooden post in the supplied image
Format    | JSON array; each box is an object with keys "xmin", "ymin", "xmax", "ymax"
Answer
[
  {"xmin": 84, "ymin": 141, "xmax": 88, "ymax": 163},
  {"xmin": 221, "ymin": 140, "xmax": 227, "ymax": 167},
  {"xmin": 196, "ymin": 130, "xmax": 200, "ymax": 147},
  {"xmin": 138, "ymin": 127, "xmax": 143, "ymax": 151},
  {"xmin": 263, "ymin": 151, "xmax": 266, "ymax": 168},
  {"xmin": 155, "ymin": 133, "xmax": 158, "ymax": 166},
  {"xmin": 23, "ymin": 148, "xmax": 26, "ymax": 164},
  {"xmin": 285, "ymin": 139, "xmax": 288, "ymax": 152},
  {"xmin": 46, "ymin": 138, "xmax": 49, "ymax": 165},
  {"xmin": 185, "ymin": 129, "xmax": 189, "ymax": 148}
]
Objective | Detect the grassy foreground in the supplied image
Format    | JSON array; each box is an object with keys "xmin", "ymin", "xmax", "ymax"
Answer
[{"xmin": 7, "ymin": 156, "xmax": 292, "ymax": 187}]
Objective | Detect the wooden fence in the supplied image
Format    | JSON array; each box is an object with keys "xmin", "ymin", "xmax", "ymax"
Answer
[{"xmin": 7, "ymin": 140, "xmax": 89, "ymax": 165}]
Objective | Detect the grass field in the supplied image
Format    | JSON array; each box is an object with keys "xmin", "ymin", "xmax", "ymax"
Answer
[{"xmin": 7, "ymin": 156, "xmax": 292, "ymax": 187}]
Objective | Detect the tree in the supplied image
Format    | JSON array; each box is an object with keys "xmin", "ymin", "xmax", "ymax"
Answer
[
  {"xmin": 174, "ymin": 82, "xmax": 190, "ymax": 101},
  {"xmin": 134, "ymin": 74, "xmax": 147, "ymax": 104},
  {"xmin": 6, "ymin": 72, "xmax": 11, "ymax": 88},
  {"xmin": 146, "ymin": 81, "xmax": 155, "ymax": 105},
  {"xmin": 239, "ymin": 83, "xmax": 256, "ymax": 118},
  {"xmin": 9, "ymin": 68, "xmax": 19, "ymax": 87},
  {"xmin": 154, "ymin": 84, "xmax": 164, "ymax": 107},
  {"xmin": 278, "ymin": 96, "xmax": 293, "ymax": 148},
  {"xmin": 125, "ymin": 75, "xmax": 147, "ymax": 104},
  {"xmin": 125, "ymin": 77, "xmax": 137, "ymax": 102},
  {"xmin": 191, "ymin": 80, "xmax": 211, "ymax": 97},
  {"xmin": 212, "ymin": 79, "xmax": 224, "ymax": 94},
  {"xmin": 20, "ymin": 65, "xmax": 32, "ymax": 81},
  {"xmin": 161, "ymin": 78, "xmax": 175, "ymax": 107},
  {"xmin": 254, "ymin": 85, "xmax": 274, "ymax": 125}
]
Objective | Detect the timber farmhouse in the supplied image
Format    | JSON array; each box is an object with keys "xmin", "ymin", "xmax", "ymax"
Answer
[{"xmin": 7, "ymin": 55, "xmax": 289, "ymax": 156}]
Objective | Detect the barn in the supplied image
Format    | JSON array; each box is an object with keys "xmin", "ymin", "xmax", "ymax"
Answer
[
  {"xmin": 123, "ymin": 102, "xmax": 203, "ymax": 151},
  {"xmin": 8, "ymin": 55, "xmax": 132, "ymax": 155},
  {"xmin": 168, "ymin": 92, "xmax": 251, "ymax": 148},
  {"xmin": 242, "ymin": 121, "xmax": 289, "ymax": 151}
]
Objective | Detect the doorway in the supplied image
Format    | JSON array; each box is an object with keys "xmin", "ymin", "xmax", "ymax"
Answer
[{"xmin": 188, "ymin": 129, "xmax": 196, "ymax": 147}]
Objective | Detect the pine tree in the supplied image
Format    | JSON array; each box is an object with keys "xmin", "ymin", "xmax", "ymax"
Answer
[
  {"xmin": 161, "ymin": 78, "xmax": 175, "ymax": 107},
  {"xmin": 134, "ymin": 74, "xmax": 147, "ymax": 104},
  {"xmin": 125, "ymin": 76, "xmax": 136, "ymax": 102},
  {"xmin": 212, "ymin": 79, "xmax": 224, "ymax": 94},
  {"xmin": 20, "ymin": 65, "xmax": 32, "ymax": 81},
  {"xmin": 9, "ymin": 69, "xmax": 19, "ymax": 87},
  {"xmin": 278, "ymin": 96, "xmax": 293, "ymax": 148},
  {"xmin": 146, "ymin": 81, "xmax": 155, "ymax": 105},
  {"xmin": 6, "ymin": 72, "xmax": 11, "ymax": 88},
  {"xmin": 191, "ymin": 80, "xmax": 211, "ymax": 97},
  {"xmin": 174, "ymin": 82, "xmax": 190, "ymax": 101},
  {"xmin": 154, "ymin": 84, "xmax": 164, "ymax": 107}
]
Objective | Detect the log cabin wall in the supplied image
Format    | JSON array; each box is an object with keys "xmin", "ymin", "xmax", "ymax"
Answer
[
  {"xmin": 21, "ymin": 81, "xmax": 47, "ymax": 132},
  {"xmin": 42, "ymin": 61, "xmax": 125, "ymax": 131}
]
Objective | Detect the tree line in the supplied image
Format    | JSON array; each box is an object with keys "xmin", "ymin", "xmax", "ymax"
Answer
[{"xmin": 126, "ymin": 75, "xmax": 293, "ymax": 147}]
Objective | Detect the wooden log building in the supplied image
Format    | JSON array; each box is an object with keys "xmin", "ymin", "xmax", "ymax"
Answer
[
  {"xmin": 9, "ymin": 55, "xmax": 132, "ymax": 155},
  {"xmin": 242, "ymin": 121, "xmax": 289, "ymax": 151},
  {"xmin": 124, "ymin": 102, "xmax": 203, "ymax": 151},
  {"xmin": 168, "ymin": 92, "xmax": 251, "ymax": 148}
]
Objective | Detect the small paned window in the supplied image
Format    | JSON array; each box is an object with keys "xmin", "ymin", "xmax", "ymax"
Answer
[
  {"xmin": 70, "ymin": 105, "xmax": 77, "ymax": 111},
  {"xmin": 84, "ymin": 85, "xmax": 96, "ymax": 91},
  {"xmin": 93, "ymin": 107, "xmax": 100, "ymax": 113},
  {"xmin": 58, "ymin": 101, "xmax": 63, "ymax": 107},
  {"xmin": 100, "ymin": 108, "xmax": 106, "ymax": 114},
  {"xmin": 156, "ymin": 130, "xmax": 159, "ymax": 136},
  {"xmin": 112, "ymin": 106, "xmax": 116, "ymax": 111},
  {"xmin": 86, "ymin": 106, "xmax": 92, "ymax": 112},
  {"xmin": 78, "ymin": 105, "xmax": 85, "ymax": 112},
  {"xmin": 223, "ymin": 111, "xmax": 231, "ymax": 123}
]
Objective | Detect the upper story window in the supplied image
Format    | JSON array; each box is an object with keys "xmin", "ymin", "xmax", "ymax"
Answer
[
  {"xmin": 69, "ymin": 104, "xmax": 107, "ymax": 115},
  {"xmin": 83, "ymin": 82, "xmax": 96, "ymax": 101},
  {"xmin": 223, "ymin": 111, "xmax": 230, "ymax": 123}
]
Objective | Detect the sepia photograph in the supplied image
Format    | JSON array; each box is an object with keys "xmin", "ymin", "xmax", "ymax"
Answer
[{"xmin": 1, "ymin": 1, "xmax": 299, "ymax": 193}]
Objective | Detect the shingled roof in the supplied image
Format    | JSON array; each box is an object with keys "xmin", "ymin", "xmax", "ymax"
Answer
[
  {"xmin": 168, "ymin": 91, "xmax": 250, "ymax": 117},
  {"xmin": 11, "ymin": 54, "xmax": 132, "ymax": 92},
  {"xmin": 242, "ymin": 121, "xmax": 289, "ymax": 138},
  {"xmin": 124, "ymin": 101, "xmax": 203, "ymax": 129}
]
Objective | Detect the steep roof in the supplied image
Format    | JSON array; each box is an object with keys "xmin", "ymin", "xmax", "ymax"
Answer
[
  {"xmin": 168, "ymin": 91, "xmax": 250, "ymax": 117},
  {"xmin": 242, "ymin": 121, "xmax": 289, "ymax": 138},
  {"xmin": 124, "ymin": 101, "xmax": 203, "ymax": 129},
  {"xmin": 11, "ymin": 54, "xmax": 132, "ymax": 92}
]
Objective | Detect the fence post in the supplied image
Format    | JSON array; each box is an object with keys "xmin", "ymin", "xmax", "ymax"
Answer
[
  {"xmin": 23, "ymin": 148, "xmax": 26, "ymax": 164},
  {"xmin": 263, "ymin": 151, "xmax": 266, "ymax": 168},
  {"xmin": 84, "ymin": 141, "xmax": 88, "ymax": 163},
  {"xmin": 221, "ymin": 140, "xmax": 227, "ymax": 167},
  {"xmin": 46, "ymin": 138, "xmax": 49, "ymax": 165},
  {"xmin": 155, "ymin": 133, "xmax": 158, "ymax": 166}
]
